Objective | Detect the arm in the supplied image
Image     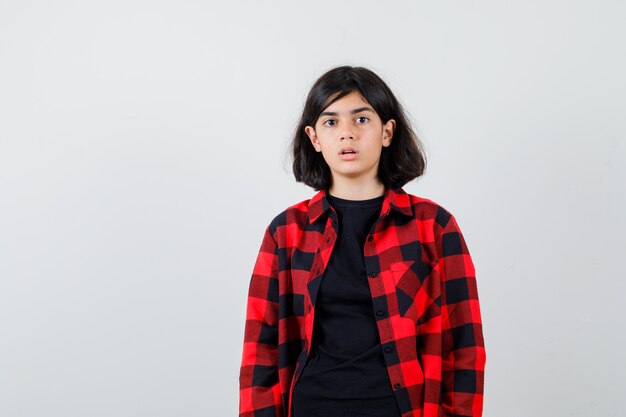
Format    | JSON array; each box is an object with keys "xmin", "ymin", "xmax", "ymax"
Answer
[
  {"xmin": 239, "ymin": 226, "xmax": 283, "ymax": 417},
  {"xmin": 437, "ymin": 213, "xmax": 486, "ymax": 417}
]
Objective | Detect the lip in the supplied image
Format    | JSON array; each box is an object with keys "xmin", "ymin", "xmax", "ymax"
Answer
[
  {"xmin": 339, "ymin": 146, "xmax": 359, "ymax": 161},
  {"xmin": 338, "ymin": 147, "xmax": 358, "ymax": 161},
  {"xmin": 339, "ymin": 146, "xmax": 357, "ymax": 154},
  {"xmin": 339, "ymin": 153, "xmax": 358, "ymax": 160}
]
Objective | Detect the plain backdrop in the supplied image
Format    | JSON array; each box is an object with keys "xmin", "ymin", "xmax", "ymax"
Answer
[{"xmin": 1, "ymin": 1, "xmax": 625, "ymax": 416}]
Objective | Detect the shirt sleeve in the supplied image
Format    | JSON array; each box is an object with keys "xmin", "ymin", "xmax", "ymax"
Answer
[
  {"xmin": 437, "ymin": 214, "xmax": 486, "ymax": 417},
  {"xmin": 239, "ymin": 225, "xmax": 283, "ymax": 417}
]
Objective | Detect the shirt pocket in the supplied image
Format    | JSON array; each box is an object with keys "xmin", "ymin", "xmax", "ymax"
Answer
[{"xmin": 389, "ymin": 259, "xmax": 440, "ymax": 324}]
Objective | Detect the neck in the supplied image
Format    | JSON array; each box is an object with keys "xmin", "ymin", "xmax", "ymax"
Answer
[{"xmin": 328, "ymin": 176, "xmax": 386, "ymax": 200}]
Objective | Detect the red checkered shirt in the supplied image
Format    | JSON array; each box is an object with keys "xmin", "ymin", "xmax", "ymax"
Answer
[{"xmin": 239, "ymin": 186, "xmax": 486, "ymax": 417}]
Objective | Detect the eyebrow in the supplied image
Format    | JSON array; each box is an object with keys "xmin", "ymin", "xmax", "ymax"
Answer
[{"xmin": 319, "ymin": 106, "xmax": 375, "ymax": 117}]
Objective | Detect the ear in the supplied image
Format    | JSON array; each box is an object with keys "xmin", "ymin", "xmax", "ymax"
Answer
[
  {"xmin": 305, "ymin": 126, "xmax": 321, "ymax": 152},
  {"xmin": 382, "ymin": 119, "xmax": 396, "ymax": 147}
]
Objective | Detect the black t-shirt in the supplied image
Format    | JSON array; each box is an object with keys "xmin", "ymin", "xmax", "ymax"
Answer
[{"xmin": 291, "ymin": 192, "xmax": 401, "ymax": 417}]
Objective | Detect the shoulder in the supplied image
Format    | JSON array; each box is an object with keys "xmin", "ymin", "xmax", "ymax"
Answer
[
  {"xmin": 402, "ymin": 190, "xmax": 455, "ymax": 230},
  {"xmin": 265, "ymin": 196, "xmax": 315, "ymax": 237}
]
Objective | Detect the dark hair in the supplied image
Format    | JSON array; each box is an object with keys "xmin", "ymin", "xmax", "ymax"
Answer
[{"xmin": 290, "ymin": 65, "xmax": 426, "ymax": 191}]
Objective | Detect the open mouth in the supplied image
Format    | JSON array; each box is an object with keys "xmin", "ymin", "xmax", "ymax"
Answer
[
  {"xmin": 339, "ymin": 147, "xmax": 358, "ymax": 155},
  {"xmin": 339, "ymin": 149, "xmax": 358, "ymax": 160}
]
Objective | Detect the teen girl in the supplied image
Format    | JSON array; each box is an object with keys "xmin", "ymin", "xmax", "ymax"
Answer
[{"xmin": 239, "ymin": 66, "xmax": 485, "ymax": 417}]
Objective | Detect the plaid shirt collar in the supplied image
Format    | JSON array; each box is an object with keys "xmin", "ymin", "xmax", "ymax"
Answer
[{"xmin": 307, "ymin": 186, "xmax": 414, "ymax": 224}]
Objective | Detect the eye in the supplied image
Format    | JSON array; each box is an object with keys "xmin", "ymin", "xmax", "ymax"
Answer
[
  {"xmin": 355, "ymin": 116, "xmax": 369, "ymax": 124},
  {"xmin": 322, "ymin": 119, "xmax": 336, "ymax": 127}
]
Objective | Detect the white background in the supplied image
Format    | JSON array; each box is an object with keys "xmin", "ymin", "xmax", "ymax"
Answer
[{"xmin": 1, "ymin": 1, "xmax": 624, "ymax": 416}]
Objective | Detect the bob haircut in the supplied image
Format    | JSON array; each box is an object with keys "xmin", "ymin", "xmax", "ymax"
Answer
[{"xmin": 291, "ymin": 65, "xmax": 426, "ymax": 191}]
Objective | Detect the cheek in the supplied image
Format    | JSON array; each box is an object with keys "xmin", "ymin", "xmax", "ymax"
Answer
[
  {"xmin": 318, "ymin": 138, "xmax": 333, "ymax": 153},
  {"xmin": 320, "ymin": 147, "xmax": 334, "ymax": 161}
]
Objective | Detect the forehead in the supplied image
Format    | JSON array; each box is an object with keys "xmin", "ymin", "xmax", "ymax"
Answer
[{"xmin": 322, "ymin": 90, "xmax": 371, "ymax": 112}]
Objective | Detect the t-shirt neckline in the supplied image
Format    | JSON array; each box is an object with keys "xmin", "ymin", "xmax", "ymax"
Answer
[{"xmin": 326, "ymin": 192, "xmax": 385, "ymax": 209}]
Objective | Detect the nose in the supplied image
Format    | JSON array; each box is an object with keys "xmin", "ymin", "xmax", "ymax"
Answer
[{"xmin": 339, "ymin": 123, "xmax": 355, "ymax": 140}]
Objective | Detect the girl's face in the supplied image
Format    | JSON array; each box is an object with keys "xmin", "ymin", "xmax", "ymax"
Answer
[{"xmin": 305, "ymin": 91, "xmax": 395, "ymax": 187}]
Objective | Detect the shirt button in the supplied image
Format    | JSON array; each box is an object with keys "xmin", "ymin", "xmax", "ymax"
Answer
[
  {"xmin": 393, "ymin": 383, "xmax": 401, "ymax": 390},
  {"xmin": 368, "ymin": 272, "xmax": 377, "ymax": 278},
  {"xmin": 384, "ymin": 345, "xmax": 393, "ymax": 353},
  {"xmin": 376, "ymin": 310, "xmax": 385, "ymax": 317}
]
